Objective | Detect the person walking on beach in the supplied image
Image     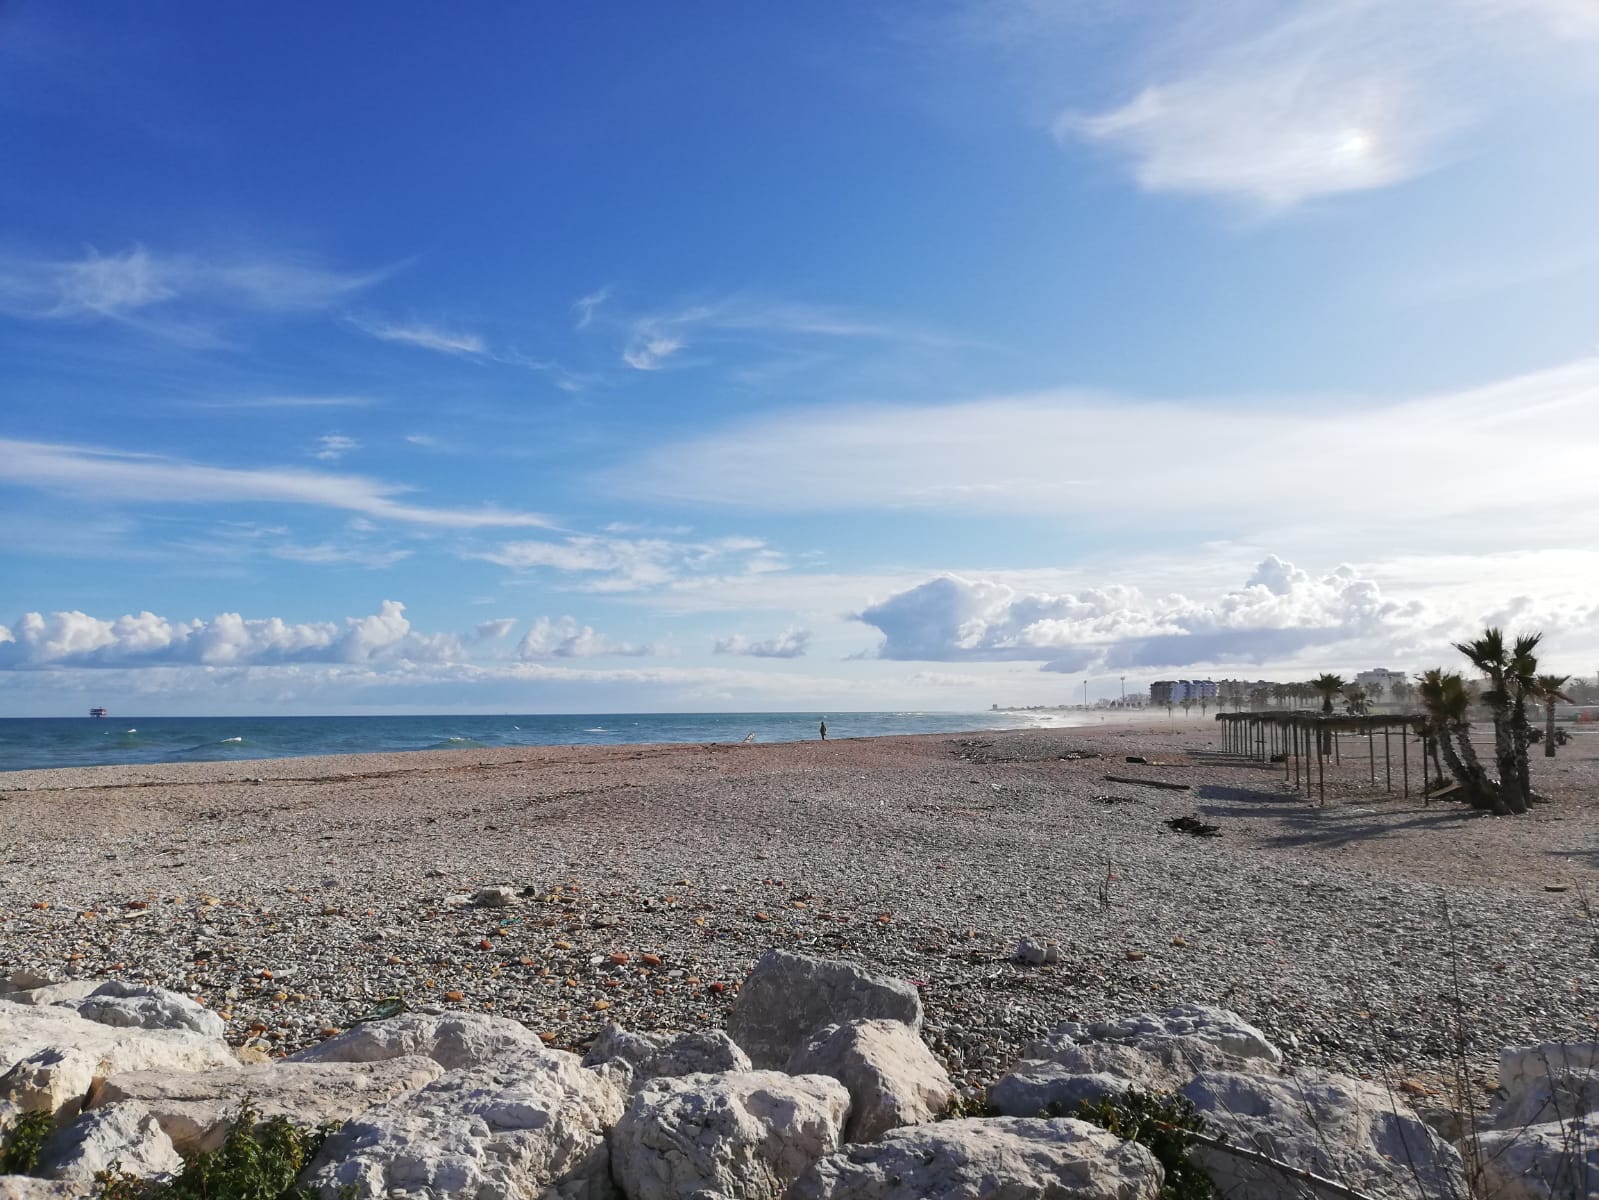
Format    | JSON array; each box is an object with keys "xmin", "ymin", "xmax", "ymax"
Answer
[{"xmin": 819, "ymin": 718, "xmax": 828, "ymax": 740}]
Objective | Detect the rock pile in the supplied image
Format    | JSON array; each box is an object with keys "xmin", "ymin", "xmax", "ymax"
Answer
[{"xmin": 1, "ymin": 952, "xmax": 1593, "ymax": 1199}]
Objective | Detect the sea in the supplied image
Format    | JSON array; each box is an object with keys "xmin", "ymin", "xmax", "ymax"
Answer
[{"xmin": 0, "ymin": 710, "xmax": 1089, "ymax": 774}]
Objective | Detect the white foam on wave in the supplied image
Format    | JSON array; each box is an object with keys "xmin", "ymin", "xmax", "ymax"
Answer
[{"xmin": 221, "ymin": 736, "xmax": 244, "ymax": 743}]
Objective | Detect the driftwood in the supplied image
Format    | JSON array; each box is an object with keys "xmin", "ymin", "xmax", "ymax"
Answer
[
  {"xmin": 1165, "ymin": 815, "xmax": 1221, "ymax": 838},
  {"xmin": 1103, "ymin": 774, "xmax": 1191, "ymax": 791}
]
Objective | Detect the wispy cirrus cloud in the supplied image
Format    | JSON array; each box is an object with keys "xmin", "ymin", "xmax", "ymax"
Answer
[
  {"xmin": 313, "ymin": 434, "xmax": 359, "ymax": 461},
  {"xmin": 0, "ymin": 244, "xmax": 383, "ymax": 324},
  {"xmin": 473, "ymin": 532, "xmax": 785, "ymax": 593},
  {"xmin": 348, "ymin": 314, "xmax": 486, "ymax": 355},
  {"xmin": 601, "ymin": 295, "xmax": 951, "ymax": 372},
  {"xmin": 0, "ymin": 437, "xmax": 551, "ymax": 529},
  {"xmin": 611, "ymin": 356, "xmax": 1599, "ymax": 556},
  {"xmin": 1053, "ymin": 0, "xmax": 1599, "ymax": 208},
  {"xmin": 572, "ymin": 286, "xmax": 610, "ymax": 330}
]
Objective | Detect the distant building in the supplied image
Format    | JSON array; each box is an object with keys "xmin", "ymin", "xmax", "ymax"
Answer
[
  {"xmin": 1355, "ymin": 668, "xmax": 1407, "ymax": 695},
  {"xmin": 1150, "ymin": 679, "xmax": 1217, "ymax": 706}
]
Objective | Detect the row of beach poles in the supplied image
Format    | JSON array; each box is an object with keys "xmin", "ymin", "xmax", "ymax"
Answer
[{"xmin": 1213, "ymin": 711, "xmax": 1428, "ymax": 806}]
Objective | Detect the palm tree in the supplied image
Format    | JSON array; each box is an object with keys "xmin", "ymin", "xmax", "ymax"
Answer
[
  {"xmin": 1343, "ymin": 685, "xmax": 1370, "ymax": 716},
  {"xmin": 1454, "ymin": 628, "xmax": 1525, "ymax": 814},
  {"xmin": 1534, "ymin": 673, "xmax": 1572, "ymax": 758},
  {"xmin": 1366, "ymin": 681, "xmax": 1386, "ymax": 708},
  {"xmin": 1507, "ymin": 632, "xmax": 1542, "ymax": 803},
  {"xmin": 1389, "ymin": 678, "xmax": 1413, "ymax": 709},
  {"xmin": 1418, "ymin": 668, "xmax": 1498, "ymax": 812},
  {"xmin": 1311, "ymin": 673, "xmax": 1345, "ymax": 714}
]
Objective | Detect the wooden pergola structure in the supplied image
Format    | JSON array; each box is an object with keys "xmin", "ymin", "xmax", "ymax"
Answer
[{"xmin": 1214, "ymin": 710, "xmax": 1429, "ymax": 806}]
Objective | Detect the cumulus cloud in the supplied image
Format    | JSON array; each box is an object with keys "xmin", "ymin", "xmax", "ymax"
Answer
[
  {"xmin": 473, "ymin": 617, "xmax": 518, "ymax": 641},
  {"xmin": 473, "ymin": 533, "xmax": 784, "ymax": 592},
  {"xmin": 854, "ymin": 555, "xmax": 1447, "ymax": 672},
  {"xmin": 0, "ymin": 601, "xmax": 461, "ymax": 669},
  {"xmin": 516, "ymin": 616, "xmax": 653, "ymax": 659},
  {"xmin": 714, "ymin": 627, "xmax": 811, "ymax": 658}
]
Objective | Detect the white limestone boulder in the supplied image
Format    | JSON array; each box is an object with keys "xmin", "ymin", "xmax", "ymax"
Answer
[
  {"xmin": 0, "ymin": 1047, "xmax": 98, "ymax": 1118},
  {"xmin": 3, "ymin": 983, "xmax": 103, "ymax": 1008},
  {"xmin": 93, "ymin": 1055, "xmax": 445, "ymax": 1156},
  {"xmin": 0, "ymin": 999, "xmax": 237, "ymax": 1080},
  {"xmin": 1477, "ymin": 1121, "xmax": 1599, "ymax": 1200},
  {"xmin": 286, "ymin": 1011, "xmax": 544, "ymax": 1070},
  {"xmin": 34, "ymin": 1099, "xmax": 182, "ymax": 1183},
  {"xmin": 787, "ymin": 1116, "xmax": 1164, "ymax": 1200},
  {"xmin": 56, "ymin": 981, "xmax": 226, "ymax": 1039},
  {"xmin": 726, "ymin": 951, "xmax": 923, "ymax": 1069},
  {"xmin": 609, "ymin": 1069, "xmax": 850, "ymax": 1200},
  {"xmin": 1181, "ymin": 1069, "xmax": 1465, "ymax": 1200},
  {"xmin": 1025, "ymin": 1004, "xmax": 1281, "ymax": 1078},
  {"xmin": 581, "ymin": 1024, "xmax": 751, "ymax": 1088},
  {"xmin": 988, "ymin": 1061, "xmax": 1136, "ymax": 1119},
  {"xmin": 1477, "ymin": 1041, "xmax": 1599, "ymax": 1200},
  {"xmin": 302, "ymin": 1044, "xmax": 625, "ymax": 1200},
  {"xmin": 786, "ymin": 1020, "xmax": 953, "ymax": 1142}
]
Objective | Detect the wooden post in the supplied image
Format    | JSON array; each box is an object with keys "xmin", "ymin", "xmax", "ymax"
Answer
[
  {"xmin": 1401, "ymin": 726, "xmax": 1409, "ymax": 798},
  {"xmin": 1318, "ymin": 729, "xmax": 1326, "ymax": 806},
  {"xmin": 1384, "ymin": 725, "xmax": 1392, "ymax": 793},
  {"xmin": 1368, "ymin": 726, "xmax": 1375, "ymax": 786}
]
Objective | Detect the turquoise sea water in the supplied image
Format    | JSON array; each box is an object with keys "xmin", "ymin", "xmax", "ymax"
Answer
[{"xmin": 0, "ymin": 710, "xmax": 1085, "ymax": 773}]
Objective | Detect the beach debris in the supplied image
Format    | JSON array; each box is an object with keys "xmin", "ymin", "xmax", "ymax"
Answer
[
  {"xmin": 473, "ymin": 886, "xmax": 518, "ymax": 908},
  {"xmin": 1013, "ymin": 937, "xmax": 1062, "ymax": 966},
  {"xmin": 1165, "ymin": 815, "xmax": 1222, "ymax": 838},
  {"xmin": 1125, "ymin": 755, "xmax": 1150, "ymax": 764},
  {"xmin": 1103, "ymin": 774, "xmax": 1191, "ymax": 791},
  {"xmin": 1090, "ymin": 793, "xmax": 1138, "ymax": 805}
]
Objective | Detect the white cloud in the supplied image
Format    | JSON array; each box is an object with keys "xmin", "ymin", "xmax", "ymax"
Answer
[
  {"xmin": 854, "ymin": 555, "xmax": 1599, "ymax": 674},
  {"xmin": 573, "ymin": 286, "xmax": 610, "ymax": 330},
  {"xmin": 0, "ymin": 437, "xmax": 551, "ymax": 529},
  {"xmin": 714, "ymin": 627, "xmax": 811, "ymax": 658},
  {"xmin": 0, "ymin": 244, "xmax": 381, "ymax": 322},
  {"xmin": 516, "ymin": 616, "xmax": 653, "ymax": 659},
  {"xmin": 0, "ymin": 601, "xmax": 460, "ymax": 668},
  {"xmin": 622, "ymin": 334, "xmax": 685, "ymax": 371},
  {"xmin": 314, "ymin": 434, "xmax": 359, "ymax": 461},
  {"xmin": 616, "ymin": 297, "xmax": 940, "ymax": 372},
  {"xmin": 612, "ymin": 357, "xmax": 1599, "ymax": 558},
  {"xmin": 349, "ymin": 316, "xmax": 485, "ymax": 355},
  {"xmin": 473, "ymin": 533, "xmax": 784, "ymax": 593},
  {"xmin": 270, "ymin": 542, "xmax": 412, "ymax": 569},
  {"xmin": 474, "ymin": 617, "xmax": 518, "ymax": 640},
  {"xmin": 1057, "ymin": 0, "xmax": 1599, "ymax": 208}
]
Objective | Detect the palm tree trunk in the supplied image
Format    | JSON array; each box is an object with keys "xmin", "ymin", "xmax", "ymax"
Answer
[
  {"xmin": 1452, "ymin": 721, "xmax": 1503, "ymax": 813},
  {"xmin": 1490, "ymin": 711, "xmax": 1524, "ymax": 814},
  {"xmin": 1545, "ymin": 699, "xmax": 1558, "ymax": 758},
  {"xmin": 1511, "ymin": 696, "xmax": 1533, "ymax": 805}
]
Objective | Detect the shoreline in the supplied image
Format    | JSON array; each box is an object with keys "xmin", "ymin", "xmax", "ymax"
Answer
[
  {"xmin": 0, "ymin": 711, "xmax": 1175, "ymax": 789},
  {"xmin": 3, "ymin": 719, "xmax": 1594, "ymax": 1095}
]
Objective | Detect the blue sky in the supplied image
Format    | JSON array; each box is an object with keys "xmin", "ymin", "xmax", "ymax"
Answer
[{"xmin": 3, "ymin": 0, "xmax": 1598, "ymax": 715}]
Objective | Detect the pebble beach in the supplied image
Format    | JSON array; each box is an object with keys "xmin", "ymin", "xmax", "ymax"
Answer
[{"xmin": 3, "ymin": 716, "xmax": 1595, "ymax": 1101}]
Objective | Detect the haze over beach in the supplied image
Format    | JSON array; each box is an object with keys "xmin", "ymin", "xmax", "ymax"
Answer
[{"xmin": 2, "ymin": 4, "xmax": 1597, "ymax": 720}]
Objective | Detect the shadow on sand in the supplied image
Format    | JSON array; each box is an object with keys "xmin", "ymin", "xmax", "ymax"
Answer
[{"xmin": 1191, "ymin": 782, "xmax": 1483, "ymax": 851}]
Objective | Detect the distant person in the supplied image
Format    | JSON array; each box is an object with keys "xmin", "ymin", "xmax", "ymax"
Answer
[{"xmin": 819, "ymin": 718, "xmax": 828, "ymax": 740}]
